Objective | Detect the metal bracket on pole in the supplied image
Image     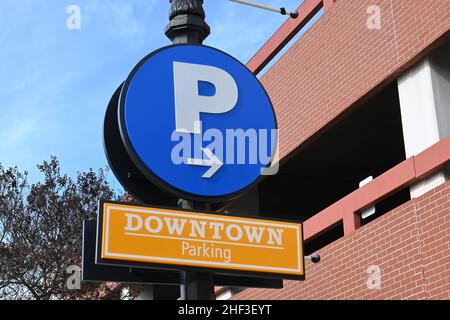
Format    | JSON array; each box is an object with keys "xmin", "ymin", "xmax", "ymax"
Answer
[
  {"xmin": 178, "ymin": 198, "xmax": 215, "ymax": 300},
  {"xmin": 166, "ymin": 0, "xmax": 215, "ymax": 301},
  {"xmin": 228, "ymin": 0, "xmax": 299, "ymax": 18},
  {"xmin": 180, "ymin": 271, "xmax": 215, "ymax": 300}
]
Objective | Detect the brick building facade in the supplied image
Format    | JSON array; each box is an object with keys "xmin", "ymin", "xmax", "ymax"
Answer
[
  {"xmin": 220, "ymin": 0, "xmax": 450, "ymax": 300},
  {"xmin": 232, "ymin": 181, "xmax": 449, "ymax": 300}
]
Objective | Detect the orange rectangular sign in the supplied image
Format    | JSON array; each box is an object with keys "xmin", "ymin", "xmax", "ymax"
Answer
[{"xmin": 96, "ymin": 201, "xmax": 304, "ymax": 279}]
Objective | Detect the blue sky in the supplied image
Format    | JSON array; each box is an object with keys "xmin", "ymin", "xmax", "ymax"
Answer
[{"xmin": 0, "ymin": 0, "xmax": 317, "ymax": 185}]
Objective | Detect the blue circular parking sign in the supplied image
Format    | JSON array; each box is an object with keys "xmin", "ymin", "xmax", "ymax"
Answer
[{"xmin": 119, "ymin": 45, "xmax": 277, "ymax": 202}]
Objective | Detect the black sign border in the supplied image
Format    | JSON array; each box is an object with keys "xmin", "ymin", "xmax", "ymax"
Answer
[
  {"xmin": 103, "ymin": 82, "xmax": 179, "ymax": 207},
  {"xmin": 96, "ymin": 200, "xmax": 305, "ymax": 281},
  {"xmin": 118, "ymin": 44, "xmax": 279, "ymax": 203}
]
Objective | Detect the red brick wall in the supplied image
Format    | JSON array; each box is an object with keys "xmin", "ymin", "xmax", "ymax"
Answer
[
  {"xmin": 261, "ymin": 0, "xmax": 450, "ymax": 160},
  {"xmin": 232, "ymin": 181, "xmax": 450, "ymax": 300}
]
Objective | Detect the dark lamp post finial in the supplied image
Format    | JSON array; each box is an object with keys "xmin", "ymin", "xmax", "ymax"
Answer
[{"xmin": 165, "ymin": 0, "xmax": 210, "ymax": 44}]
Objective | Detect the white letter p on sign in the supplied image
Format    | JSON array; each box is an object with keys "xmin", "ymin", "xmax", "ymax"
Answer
[{"xmin": 173, "ymin": 62, "xmax": 238, "ymax": 134}]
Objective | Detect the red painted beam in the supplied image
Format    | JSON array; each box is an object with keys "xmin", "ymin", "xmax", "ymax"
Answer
[
  {"xmin": 246, "ymin": 0, "xmax": 324, "ymax": 74},
  {"xmin": 415, "ymin": 134, "xmax": 450, "ymax": 178},
  {"xmin": 353, "ymin": 157, "xmax": 417, "ymax": 211},
  {"xmin": 303, "ymin": 198, "xmax": 352, "ymax": 241},
  {"xmin": 304, "ymin": 158, "xmax": 416, "ymax": 240},
  {"xmin": 304, "ymin": 134, "xmax": 450, "ymax": 241},
  {"xmin": 343, "ymin": 212, "xmax": 361, "ymax": 236}
]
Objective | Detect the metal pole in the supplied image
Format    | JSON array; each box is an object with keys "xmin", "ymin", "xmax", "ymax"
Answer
[
  {"xmin": 178, "ymin": 200, "xmax": 215, "ymax": 300},
  {"xmin": 167, "ymin": 0, "xmax": 214, "ymax": 300},
  {"xmin": 228, "ymin": 0, "xmax": 299, "ymax": 18}
]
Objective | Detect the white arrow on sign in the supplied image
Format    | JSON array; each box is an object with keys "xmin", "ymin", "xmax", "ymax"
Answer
[{"xmin": 187, "ymin": 148, "xmax": 223, "ymax": 179}]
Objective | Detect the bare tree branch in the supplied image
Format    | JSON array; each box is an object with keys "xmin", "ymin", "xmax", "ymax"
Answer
[{"xmin": 0, "ymin": 157, "xmax": 134, "ymax": 300}]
